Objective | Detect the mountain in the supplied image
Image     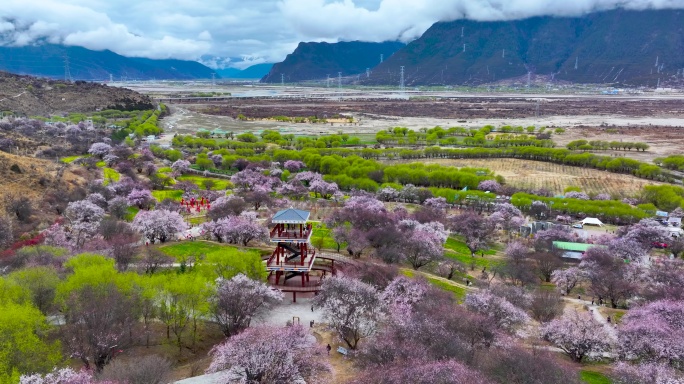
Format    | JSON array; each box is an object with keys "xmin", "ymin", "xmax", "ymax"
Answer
[
  {"xmin": 216, "ymin": 63, "xmax": 274, "ymax": 79},
  {"xmin": 367, "ymin": 9, "xmax": 684, "ymax": 87},
  {"xmin": 0, "ymin": 44, "xmax": 215, "ymax": 81},
  {"xmin": 261, "ymin": 41, "xmax": 405, "ymax": 83}
]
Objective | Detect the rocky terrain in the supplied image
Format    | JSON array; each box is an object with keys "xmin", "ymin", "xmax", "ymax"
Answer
[{"xmin": 0, "ymin": 71, "xmax": 154, "ymax": 116}]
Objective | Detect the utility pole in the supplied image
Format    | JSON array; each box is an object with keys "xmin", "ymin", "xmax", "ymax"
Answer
[
  {"xmin": 326, "ymin": 74, "xmax": 330, "ymax": 87},
  {"xmin": 338, "ymin": 72, "xmax": 342, "ymax": 89},
  {"xmin": 64, "ymin": 55, "xmax": 72, "ymax": 82},
  {"xmin": 502, "ymin": 49, "xmax": 505, "ymax": 58},
  {"xmin": 655, "ymin": 56, "xmax": 659, "ymax": 67},
  {"xmin": 366, "ymin": 68, "xmax": 370, "ymax": 78},
  {"xmin": 574, "ymin": 57, "xmax": 578, "ymax": 70},
  {"xmin": 463, "ymin": 44, "xmax": 466, "ymax": 53},
  {"xmin": 400, "ymin": 66, "xmax": 405, "ymax": 93},
  {"xmin": 380, "ymin": 54, "xmax": 384, "ymax": 64},
  {"xmin": 461, "ymin": 27, "xmax": 464, "ymax": 38},
  {"xmin": 211, "ymin": 73, "xmax": 216, "ymax": 86},
  {"xmin": 527, "ymin": 72, "xmax": 531, "ymax": 88},
  {"xmin": 281, "ymin": 74, "xmax": 284, "ymax": 86},
  {"xmin": 109, "ymin": 74, "xmax": 113, "ymax": 83}
]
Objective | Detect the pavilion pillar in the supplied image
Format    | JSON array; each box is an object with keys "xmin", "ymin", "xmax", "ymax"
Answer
[
  {"xmin": 292, "ymin": 292, "xmax": 297, "ymax": 303},
  {"xmin": 301, "ymin": 273, "xmax": 305, "ymax": 287}
]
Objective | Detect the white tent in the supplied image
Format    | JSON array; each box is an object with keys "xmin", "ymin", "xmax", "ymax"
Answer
[{"xmin": 580, "ymin": 218, "xmax": 604, "ymax": 227}]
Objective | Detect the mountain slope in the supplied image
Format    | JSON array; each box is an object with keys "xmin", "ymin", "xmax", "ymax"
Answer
[
  {"xmin": 368, "ymin": 9, "xmax": 684, "ymax": 86},
  {"xmin": 0, "ymin": 71, "xmax": 154, "ymax": 115},
  {"xmin": 261, "ymin": 41, "xmax": 404, "ymax": 83},
  {"xmin": 0, "ymin": 44, "xmax": 215, "ymax": 81}
]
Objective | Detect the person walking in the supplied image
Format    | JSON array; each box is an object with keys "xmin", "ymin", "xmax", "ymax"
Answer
[{"xmin": 326, "ymin": 344, "xmax": 331, "ymax": 355}]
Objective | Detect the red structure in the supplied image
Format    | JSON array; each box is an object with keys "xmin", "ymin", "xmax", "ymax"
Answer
[{"xmin": 266, "ymin": 208, "xmax": 336, "ymax": 302}]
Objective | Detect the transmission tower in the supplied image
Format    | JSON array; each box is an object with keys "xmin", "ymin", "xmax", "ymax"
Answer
[
  {"xmin": 338, "ymin": 72, "xmax": 342, "ymax": 89},
  {"xmin": 281, "ymin": 74, "xmax": 284, "ymax": 86},
  {"xmin": 211, "ymin": 73, "xmax": 216, "ymax": 86},
  {"xmin": 380, "ymin": 54, "xmax": 384, "ymax": 64},
  {"xmin": 64, "ymin": 55, "xmax": 73, "ymax": 82},
  {"xmin": 326, "ymin": 74, "xmax": 330, "ymax": 87},
  {"xmin": 400, "ymin": 66, "xmax": 405, "ymax": 93},
  {"xmin": 366, "ymin": 68, "xmax": 370, "ymax": 78}
]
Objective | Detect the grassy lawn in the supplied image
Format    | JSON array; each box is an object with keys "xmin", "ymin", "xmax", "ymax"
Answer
[
  {"xmin": 402, "ymin": 269, "xmax": 467, "ymax": 302},
  {"xmin": 124, "ymin": 206, "xmax": 139, "ymax": 221},
  {"xmin": 445, "ymin": 251, "xmax": 500, "ymax": 269},
  {"xmin": 95, "ymin": 161, "xmax": 106, "ymax": 167},
  {"xmin": 580, "ymin": 370, "xmax": 612, "ymax": 384},
  {"xmin": 103, "ymin": 167, "xmax": 121, "ymax": 185},
  {"xmin": 159, "ymin": 241, "xmax": 231, "ymax": 259},
  {"xmin": 60, "ymin": 155, "xmax": 91, "ymax": 163},
  {"xmin": 177, "ymin": 175, "xmax": 233, "ymax": 190},
  {"xmin": 310, "ymin": 222, "xmax": 343, "ymax": 250},
  {"xmin": 188, "ymin": 216, "xmax": 208, "ymax": 226},
  {"xmin": 157, "ymin": 166, "xmax": 173, "ymax": 173},
  {"xmin": 151, "ymin": 190, "xmax": 183, "ymax": 202},
  {"xmin": 444, "ymin": 237, "xmax": 495, "ymax": 256}
]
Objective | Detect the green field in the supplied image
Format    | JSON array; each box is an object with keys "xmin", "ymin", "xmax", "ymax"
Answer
[
  {"xmin": 402, "ymin": 269, "xmax": 467, "ymax": 302},
  {"xmin": 310, "ymin": 223, "xmax": 343, "ymax": 250},
  {"xmin": 151, "ymin": 190, "xmax": 183, "ymax": 201},
  {"xmin": 124, "ymin": 206, "xmax": 140, "ymax": 222},
  {"xmin": 103, "ymin": 167, "xmax": 121, "ymax": 185},
  {"xmin": 177, "ymin": 175, "xmax": 233, "ymax": 190},
  {"xmin": 160, "ymin": 241, "xmax": 230, "ymax": 260},
  {"xmin": 580, "ymin": 370, "xmax": 612, "ymax": 384}
]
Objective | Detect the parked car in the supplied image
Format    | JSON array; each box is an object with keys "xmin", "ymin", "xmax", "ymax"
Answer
[
  {"xmin": 652, "ymin": 242, "xmax": 668, "ymax": 249},
  {"xmin": 572, "ymin": 223, "xmax": 583, "ymax": 229}
]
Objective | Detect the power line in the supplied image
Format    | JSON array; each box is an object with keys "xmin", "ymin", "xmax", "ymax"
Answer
[
  {"xmin": 400, "ymin": 66, "xmax": 405, "ymax": 93},
  {"xmin": 63, "ymin": 55, "xmax": 73, "ymax": 82}
]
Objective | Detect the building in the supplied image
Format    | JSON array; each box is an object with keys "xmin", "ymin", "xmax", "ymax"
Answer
[
  {"xmin": 552, "ymin": 241, "xmax": 600, "ymax": 260},
  {"xmin": 266, "ymin": 208, "xmax": 337, "ymax": 302}
]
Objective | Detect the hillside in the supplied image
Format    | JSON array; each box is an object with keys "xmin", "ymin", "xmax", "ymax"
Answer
[
  {"xmin": 367, "ymin": 9, "xmax": 684, "ymax": 87},
  {"xmin": 0, "ymin": 71, "xmax": 154, "ymax": 116},
  {"xmin": 0, "ymin": 44, "xmax": 215, "ymax": 81},
  {"xmin": 261, "ymin": 41, "xmax": 404, "ymax": 83}
]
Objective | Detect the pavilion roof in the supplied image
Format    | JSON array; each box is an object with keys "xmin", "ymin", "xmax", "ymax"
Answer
[{"xmin": 272, "ymin": 208, "xmax": 310, "ymax": 224}]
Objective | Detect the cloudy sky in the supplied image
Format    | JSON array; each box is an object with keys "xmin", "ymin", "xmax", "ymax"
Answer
[{"xmin": 1, "ymin": 0, "xmax": 683, "ymax": 69}]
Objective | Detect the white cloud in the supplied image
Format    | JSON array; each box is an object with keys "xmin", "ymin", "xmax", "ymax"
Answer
[{"xmin": 0, "ymin": 0, "xmax": 682, "ymax": 66}]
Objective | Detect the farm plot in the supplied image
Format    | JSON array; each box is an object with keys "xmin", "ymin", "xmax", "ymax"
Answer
[{"xmin": 416, "ymin": 158, "xmax": 662, "ymax": 196}]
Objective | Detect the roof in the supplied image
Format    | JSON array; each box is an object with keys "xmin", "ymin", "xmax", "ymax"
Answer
[
  {"xmin": 553, "ymin": 241, "xmax": 597, "ymax": 252},
  {"xmin": 272, "ymin": 208, "xmax": 310, "ymax": 223},
  {"xmin": 580, "ymin": 218, "xmax": 603, "ymax": 226},
  {"xmin": 656, "ymin": 210, "xmax": 669, "ymax": 217}
]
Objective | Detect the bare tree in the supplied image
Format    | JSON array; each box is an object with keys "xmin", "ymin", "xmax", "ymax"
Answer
[{"xmin": 99, "ymin": 355, "xmax": 171, "ymax": 384}]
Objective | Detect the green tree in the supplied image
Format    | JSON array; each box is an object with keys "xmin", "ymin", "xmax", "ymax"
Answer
[
  {"xmin": 0, "ymin": 302, "xmax": 62, "ymax": 383},
  {"xmin": 8, "ymin": 267, "xmax": 60, "ymax": 314}
]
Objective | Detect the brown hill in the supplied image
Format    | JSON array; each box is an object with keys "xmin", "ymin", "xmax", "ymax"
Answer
[{"xmin": 0, "ymin": 71, "xmax": 154, "ymax": 116}]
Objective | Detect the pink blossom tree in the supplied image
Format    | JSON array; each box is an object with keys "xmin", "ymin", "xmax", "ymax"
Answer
[
  {"xmin": 212, "ymin": 274, "xmax": 283, "ymax": 337},
  {"xmin": 551, "ymin": 267, "xmax": 584, "ymax": 295},
  {"xmin": 313, "ymin": 276, "xmax": 383, "ymax": 349},
  {"xmin": 20, "ymin": 368, "xmax": 103, "ymax": 384},
  {"xmin": 464, "ymin": 290, "xmax": 530, "ymax": 332},
  {"xmin": 381, "ymin": 276, "xmax": 429, "ymax": 311},
  {"xmin": 132, "ymin": 209, "xmax": 188, "ymax": 243},
  {"xmin": 565, "ymin": 191, "xmax": 590, "ymax": 200},
  {"xmin": 490, "ymin": 202, "xmax": 524, "ymax": 235},
  {"xmin": 423, "ymin": 197, "xmax": 448, "ymax": 211},
  {"xmin": 171, "ymin": 159, "xmax": 190, "ymax": 174},
  {"xmin": 202, "ymin": 212, "xmax": 268, "ymax": 246},
  {"xmin": 309, "ymin": 179, "xmax": 339, "ymax": 199},
  {"xmin": 126, "ymin": 189, "xmax": 155, "ymax": 209},
  {"xmin": 449, "ymin": 211, "xmax": 495, "ymax": 257},
  {"xmin": 612, "ymin": 362, "xmax": 683, "ymax": 384},
  {"xmin": 540, "ymin": 310, "xmax": 611, "ymax": 362},
  {"xmin": 618, "ymin": 300, "xmax": 684, "ymax": 366},
  {"xmin": 207, "ymin": 325, "xmax": 329, "ymax": 383},
  {"xmin": 398, "ymin": 220, "xmax": 447, "ymax": 270},
  {"xmin": 621, "ymin": 219, "xmax": 670, "ymax": 250},
  {"xmin": 87, "ymin": 142, "xmax": 112, "ymax": 159},
  {"xmin": 231, "ymin": 169, "xmax": 278, "ymax": 191},
  {"xmin": 593, "ymin": 193, "xmax": 611, "ymax": 201},
  {"xmin": 581, "ymin": 246, "xmax": 640, "ymax": 308},
  {"xmin": 642, "ymin": 258, "xmax": 684, "ymax": 301},
  {"xmin": 478, "ymin": 179, "xmax": 501, "ymax": 193},
  {"xmin": 376, "ymin": 186, "xmax": 399, "ymax": 202},
  {"xmin": 283, "ymin": 160, "xmax": 305, "ymax": 172},
  {"xmin": 64, "ymin": 200, "xmax": 106, "ymax": 247},
  {"xmin": 352, "ymin": 359, "xmax": 493, "ymax": 384}
]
